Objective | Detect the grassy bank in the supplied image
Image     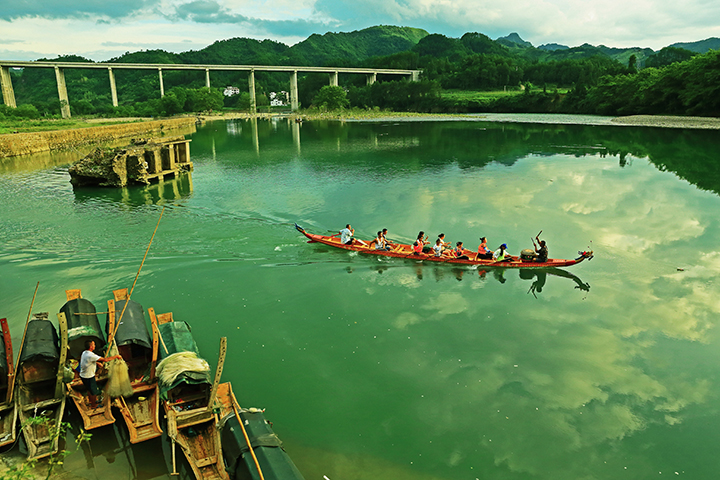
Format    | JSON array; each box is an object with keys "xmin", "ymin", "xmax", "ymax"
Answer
[{"xmin": 0, "ymin": 117, "xmax": 151, "ymax": 134}]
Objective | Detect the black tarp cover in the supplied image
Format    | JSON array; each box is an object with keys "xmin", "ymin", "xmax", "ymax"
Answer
[
  {"xmin": 60, "ymin": 298, "xmax": 106, "ymax": 359},
  {"xmin": 106, "ymin": 299, "xmax": 151, "ymax": 349},
  {"xmin": 157, "ymin": 321, "xmax": 211, "ymax": 397},
  {"xmin": 221, "ymin": 411, "xmax": 306, "ymax": 480},
  {"xmin": 19, "ymin": 319, "xmax": 59, "ymax": 364}
]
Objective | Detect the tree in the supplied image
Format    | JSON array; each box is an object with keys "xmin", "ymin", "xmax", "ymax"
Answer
[{"xmin": 313, "ymin": 85, "xmax": 349, "ymax": 110}]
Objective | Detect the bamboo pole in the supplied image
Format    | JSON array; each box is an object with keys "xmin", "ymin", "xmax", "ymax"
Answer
[
  {"xmin": 229, "ymin": 384, "xmax": 265, "ymax": 480},
  {"xmin": 9, "ymin": 282, "xmax": 40, "ymax": 400}
]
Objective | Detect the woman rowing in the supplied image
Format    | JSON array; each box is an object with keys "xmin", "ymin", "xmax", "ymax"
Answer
[{"xmin": 475, "ymin": 237, "xmax": 493, "ymax": 260}]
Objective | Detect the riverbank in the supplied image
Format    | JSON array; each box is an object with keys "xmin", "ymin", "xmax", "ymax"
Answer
[
  {"xmin": 197, "ymin": 111, "xmax": 720, "ymax": 129},
  {"xmin": 0, "ymin": 117, "xmax": 197, "ymax": 158}
]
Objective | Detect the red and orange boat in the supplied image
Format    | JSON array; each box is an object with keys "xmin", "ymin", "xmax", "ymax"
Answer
[{"xmin": 295, "ymin": 224, "xmax": 593, "ymax": 269}]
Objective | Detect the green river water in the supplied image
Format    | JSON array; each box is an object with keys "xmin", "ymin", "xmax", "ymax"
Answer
[{"xmin": 2, "ymin": 116, "xmax": 720, "ymax": 480}]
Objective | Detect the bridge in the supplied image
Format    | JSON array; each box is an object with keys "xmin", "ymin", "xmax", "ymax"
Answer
[{"xmin": 0, "ymin": 61, "xmax": 421, "ymax": 118}]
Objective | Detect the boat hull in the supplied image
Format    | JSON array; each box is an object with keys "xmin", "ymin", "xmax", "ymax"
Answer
[{"xmin": 295, "ymin": 224, "xmax": 593, "ymax": 269}]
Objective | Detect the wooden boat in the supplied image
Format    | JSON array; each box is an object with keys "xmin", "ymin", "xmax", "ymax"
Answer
[
  {"xmin": 153, "ymin": 310, "xmax": 228, "ymax": 480},
  {"xmin": 295, "ymin": 224, "xmax": 594, "ymax": 268},
  {"xmin": 0, "ymin": 317, "xmax": 17, "ymax": 447},
  {"xmin": 61, "ymin": 289, "xmax": 115, "ymax": 430},
  {"xmin": 106, "ymin": 288, "xmax": 162, "ymax": 443},
  {"xmin": 15, "ymin": 312, "xmax": 67, "ymax": 461},
  {"xmin": 216, "ymin": 382, "xmax": 306, "ymax": 480}
]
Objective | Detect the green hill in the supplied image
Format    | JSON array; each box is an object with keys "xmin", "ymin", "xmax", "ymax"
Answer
[
  {"xmin": 286, "ymin": 25, "xmax": 429, "ymax": 66},
  {"xmin": 669, "ymin": 37, "xmax": 720, "ymax": 53}
]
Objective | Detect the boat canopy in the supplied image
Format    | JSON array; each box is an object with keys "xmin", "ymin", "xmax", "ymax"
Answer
[
  {"xmin": 19, "ymin": 320, "xmax": 59, "ymax": 364},
  {"xmin": 221, "ymin": 410, "xmax": 306, "ymax": 480},
  {"xmin": 60, "ymin": 298, "xmax": 106, "ymax": 359},
  {"xmin": 106, "ymin": 299, "xmax": 151, "ymax": 350},
  {"xmin": 157, "ymin": 321, "xmax": 211, "ymax": 398}
]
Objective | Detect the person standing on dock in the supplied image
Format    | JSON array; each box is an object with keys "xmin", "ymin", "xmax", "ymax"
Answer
[{"xmin": 79, "ymin": 340, "xmax": 121, "ymax": 409}]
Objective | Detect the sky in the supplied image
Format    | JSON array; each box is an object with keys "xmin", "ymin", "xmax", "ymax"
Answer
[{"xmin": 0, "ymin": 0, "xmax": 719, "ymax": 62}]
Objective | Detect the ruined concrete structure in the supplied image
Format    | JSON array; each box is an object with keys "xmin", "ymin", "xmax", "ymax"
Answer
[{"xmin": 68, "ymin": 136, "xmax": 192, "ymax": 187}]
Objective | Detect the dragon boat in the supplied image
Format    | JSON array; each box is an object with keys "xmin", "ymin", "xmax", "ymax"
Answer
[{"xmin": 295, "ymin": 224, "xmax": 593, "ymax": 269}]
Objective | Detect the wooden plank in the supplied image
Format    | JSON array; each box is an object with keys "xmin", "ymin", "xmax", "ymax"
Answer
[
  {"xmin": 112, "ymin": 288, "xmax": 128, "ymax": 301},
  {"xmin": 156, "ymin": 312, "xmax": 174, "ymax": 325},
  {"xmin": 0, "ymin": 318, "xmax": 14, "ymax": 404},
  {"xmin": 107, "ymin": 300, "xmax": 116, "ymax": 346},
  {"xmin": 55, "ymin": 312, "xmax": 68, "ymax": 399},
  {"xmin": 196, "ymin": 455, "xmax": 218, "ymax": 468},
  {"xmin": 21, "ymin": 397, "xmax": 61, "ymax": 411},
  {"xmin": 149, "ymin": 307, "xmax": 159, "ymax": 380},
  {"xmin": 207, "ymin": 337, "xmax": 226, "ymax": 413},
  {"xmin": 65, "ymin": 289, "xmax": 81, "ymax": 301}
]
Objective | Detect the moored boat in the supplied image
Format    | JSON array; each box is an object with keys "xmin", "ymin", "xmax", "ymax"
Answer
[
  {"xmin": 0, "ymin": 317, "xmax": 17, "ymax": 447},
  {"xmin": 15, "ymin": 313, "xmax": 67, "ymax": 461},
  {"xmin": 216, "ymin": 382, "xmax": 306, "ymax": 480},
  {"xmin": 106, "ymin": 288, "xmax": 162, "ymax": 444},
  {"xmin": 61, "ymin": 289, "xmax": 115, "ymax": 430},
  {"xmin": 295, "ymin": 224, "xmax": 593, "ymax": 268},
  {"xmin": 153, "ymin": 310, "xmax": 228, "ymax": 480}
]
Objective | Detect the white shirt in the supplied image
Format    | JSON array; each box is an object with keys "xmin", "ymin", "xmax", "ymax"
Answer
[
  {"xmin": 79, "ymin": 350, "xmax": 101, "ymax": 379},
  {"xmin": 340, "ymin": 228, "xmax": 353, "ymax": 244},
  {"xmin": 433, "ymin": 244, "xmax": 443, "ymax": 256}
]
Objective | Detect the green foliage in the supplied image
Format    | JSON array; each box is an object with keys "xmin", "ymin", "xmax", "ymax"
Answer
[
  {"xmin": 313, "ymin": 86, "xmax": 350, "ymax": 110},
  {"xmin": 348, "ymin": 80, "xmax": 441, "ymax": 112},
  {"xmin": 0, "ymin": 417, "xmax": 91, "ymax": 480},
  {"xmin": 645, "ymin": 47, "xmax": 697, "ymax": 68}
]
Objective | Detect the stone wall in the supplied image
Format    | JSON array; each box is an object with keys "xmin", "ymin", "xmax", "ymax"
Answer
[{"xmin": 0, "ymin": 117, "xmax": 197, "ymax": 159}]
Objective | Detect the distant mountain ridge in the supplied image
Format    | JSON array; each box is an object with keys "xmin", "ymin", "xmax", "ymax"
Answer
[
  {"xmin": 669, "ymin": 37, "xmax": 720, "ymax": 53},
  {"xmin": 102, "ymin": 25, "xmax": 717, "ymax": 70}
]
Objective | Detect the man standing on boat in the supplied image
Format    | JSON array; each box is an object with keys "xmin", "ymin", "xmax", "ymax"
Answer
[{"xmin": 80, "ymin": 340, "xmax": 121, "ymax": 409}]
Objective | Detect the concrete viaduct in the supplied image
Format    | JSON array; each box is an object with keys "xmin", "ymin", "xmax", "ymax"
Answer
[{"xmin": 0, "ymin": 61, "xmax": 421, "ymax": 118}]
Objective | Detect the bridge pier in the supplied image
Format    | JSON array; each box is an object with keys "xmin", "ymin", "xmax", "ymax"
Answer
[
  {"xmin": 159, "ymin": 68, "xmax": 165, "ymax": 97},
  {"xmin": 290, "ymin": 71, "xmax": 299, "ymax": 111},
  {"xmin": 205, "ymin": 68, "xmax": 210, "ymax": 88},
  {"xmin": 248, "ymin": 70, "xmax": 256, "ymax": 114},
  {"xmin": 108, "ymin": 67, "xmax": 118, "ymax": 107},
  {"xmin": 366, "ymin": 73, "xmax": 377, "ymax": 86},
  {"xmin": 54, "ymin": 66, "xmax": 71, "ymax": 118},
  {"xmin": 329, "ymin": 71, "xmax": 338, "ymax": 87},
  {"xmin": 0, "ymin": 66, "xmax": 17, "ymax": 108}
]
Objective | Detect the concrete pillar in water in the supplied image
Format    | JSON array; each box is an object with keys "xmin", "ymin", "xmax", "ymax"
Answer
[
  {"xmin": 290, "ymin": 71, "xmax": 299, "ymax": 111},
  {"xmin": 366, "ymin": 73, "xmax": 377, "ymax": 86},
  {"xmin": 329, "ymin": 71, "xmax": 338, "ymax": 87},
  {"xmin": 248, "ymin": 70, "xmax": 256, "ymax": 114},
  {"xmin": 0, "ymin": 66, "xmax": 17, "ymax": 108},
  {"xmin": 54, "ymin": 66, "xmax": 71, "ymax": 118},
  {"xmin": 108, "ymin": 67, "xmax": 118, "ymax": 107},
  {"xmin": 205, "ymin": 68, "xmax": 210, "ymax": 88},
  {"xmin": 292, "ymin": 118, "xmax": 301, "ymax": 156},
  {"xmin": 158, "ymin": 68, "xmax": 165, "ymax": 97}
]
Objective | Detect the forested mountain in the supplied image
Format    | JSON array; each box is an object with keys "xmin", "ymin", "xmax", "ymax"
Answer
[
  {"xmin": 286, "ymin": 26, "xmax": 429, "ymax": 66},
  {"xmin": 668, "ymin": 37, "xmax": 720, "ymax": 53},
  {"xmin": 3, "ymin": 24, "xmax": 719, "ymax": 119}
]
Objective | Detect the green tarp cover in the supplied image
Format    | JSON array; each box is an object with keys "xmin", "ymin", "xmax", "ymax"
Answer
[
  {"xmin": 157, "ymin": 321, "xmax": 211, "ymax": 397},
  {"xmin": 19, "ymin": 320, "xmax": 59, "ymax": 364},
  {"xmin": 60, "ymin": 298, "xmax": 106, "ymax": 359},
  {"xmin": 106, "ymin": 299, "xmax": 151, "ymax": 349}
]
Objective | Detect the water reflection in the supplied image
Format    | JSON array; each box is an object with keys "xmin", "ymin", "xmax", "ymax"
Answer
[
  {"xmin": 71, "ymin": 173, "xmax": 193, "ymax": 207},
  {"xmin": 363, "ymin": 261, "xmax": 591, "ymax": 296}
]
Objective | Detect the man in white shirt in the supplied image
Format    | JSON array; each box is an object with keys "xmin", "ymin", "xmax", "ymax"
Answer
[
  {"xmin": 340, "ymin": 224, "xmax": 355, "ymax": 244},
  {"xmin": 80, "ymin": 340, "xmax": 121, "ymax": 409}
]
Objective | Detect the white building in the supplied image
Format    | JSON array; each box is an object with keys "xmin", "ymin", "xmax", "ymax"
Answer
[
  {"xmin": 223, "ymin": 86, "xmax": 240, "ymax": 97},
  {"xmin": 269, "ymin": 91, "xmax": 288, "ymax": 106}
]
